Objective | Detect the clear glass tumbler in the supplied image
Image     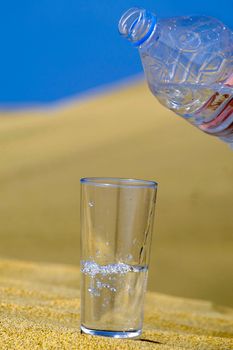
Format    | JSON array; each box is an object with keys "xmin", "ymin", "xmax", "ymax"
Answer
[{"xmin": 80, "ymin": 177, "xmax": 158, "ymax": 339}]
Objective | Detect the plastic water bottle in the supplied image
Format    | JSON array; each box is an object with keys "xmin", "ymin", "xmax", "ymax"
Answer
[{"xmin": 118, "ymin": 8, "xmax": 233, "ymax": 147}]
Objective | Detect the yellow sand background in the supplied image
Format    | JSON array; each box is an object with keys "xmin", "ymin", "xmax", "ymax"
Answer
[{"xmin": 0, "ymin": 82, "xmax": 232, "ymax": 307}]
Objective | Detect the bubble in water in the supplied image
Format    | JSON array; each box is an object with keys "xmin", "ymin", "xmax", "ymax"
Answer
[
  {"xmin": 88, "ymin": 287, "xmax": 100, "ymax": 297},
  {"xmin": 81, "ymin": 261, "xmax": 99, "ymax": 278},
  {"xmin": 96, "ymin": 280, "xmax": 110, "ymax": 290},
  {"xmin": 81, "ymin": 260, "xmax": 143, "ymax": 277},
  {"xmin": 95, "ymin": 279, "xmax": 116, "ymax": 293}
]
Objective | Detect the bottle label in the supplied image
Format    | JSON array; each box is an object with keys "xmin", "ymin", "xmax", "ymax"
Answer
[{"xmin": 195, "ymin": 74, "xmax": 233, "ymax": 138}]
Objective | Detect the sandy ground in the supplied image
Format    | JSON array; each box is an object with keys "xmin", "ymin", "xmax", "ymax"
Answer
[
  {"xmin": 0, "ymin": 82, "xmax": 232, "ymax": 307},
  {"xmin": 0, "ymin": 258, "xmax": 232, "ymax": 349}
]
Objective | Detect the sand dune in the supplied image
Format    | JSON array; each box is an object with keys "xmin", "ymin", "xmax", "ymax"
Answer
[{"xmin": 0, "ymin": 82, "xmax": 232, "ymax": 306}]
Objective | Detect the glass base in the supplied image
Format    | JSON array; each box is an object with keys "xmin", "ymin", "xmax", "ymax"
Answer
[{"xmin": 80, "ymin": 324, "xmax": 142, "ymax": 339}]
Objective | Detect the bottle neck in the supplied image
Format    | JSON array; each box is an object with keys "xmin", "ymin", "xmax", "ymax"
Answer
[{"xmin": 118, "ymin": 8, "xmax": 157, "ymax": 47}]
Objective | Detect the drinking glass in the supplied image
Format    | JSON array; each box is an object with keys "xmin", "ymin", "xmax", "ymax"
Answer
[{"xmin": 80, "ymin": 177, "xmax": 158, "ymax": 338}]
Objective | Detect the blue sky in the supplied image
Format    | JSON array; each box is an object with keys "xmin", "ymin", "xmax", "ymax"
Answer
[{"xmin": 0, "ymin": 1, "xmax": 233, "ymax": 105}]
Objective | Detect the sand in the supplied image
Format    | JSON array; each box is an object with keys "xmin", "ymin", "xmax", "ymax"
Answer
[
  {"xmin": 0, "ymin": 258, "xmax": 232, "ymax": 350},
  {"xmin": 0, "ymin": 82, "xmax": 232, "ymax": 307}
]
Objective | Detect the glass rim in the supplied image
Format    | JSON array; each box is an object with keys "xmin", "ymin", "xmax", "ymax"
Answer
[{"xmin": 80, "ymin": 177, "xmax": 158, "ymax": 189}]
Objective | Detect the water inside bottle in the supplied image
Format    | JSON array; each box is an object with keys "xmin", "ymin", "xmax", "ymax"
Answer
[{"xmin": 150, "ymin": 78, "xmax": 233, "ymax": 142}]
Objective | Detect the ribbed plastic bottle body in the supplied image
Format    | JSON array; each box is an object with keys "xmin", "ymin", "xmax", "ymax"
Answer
[
  {"xmin": 119, "ymin": 9, "xmax": 233, "ymax": 145},
  {"xmin": 139, "ymin": 15, "xmax": 233, "ymax": 144}
]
